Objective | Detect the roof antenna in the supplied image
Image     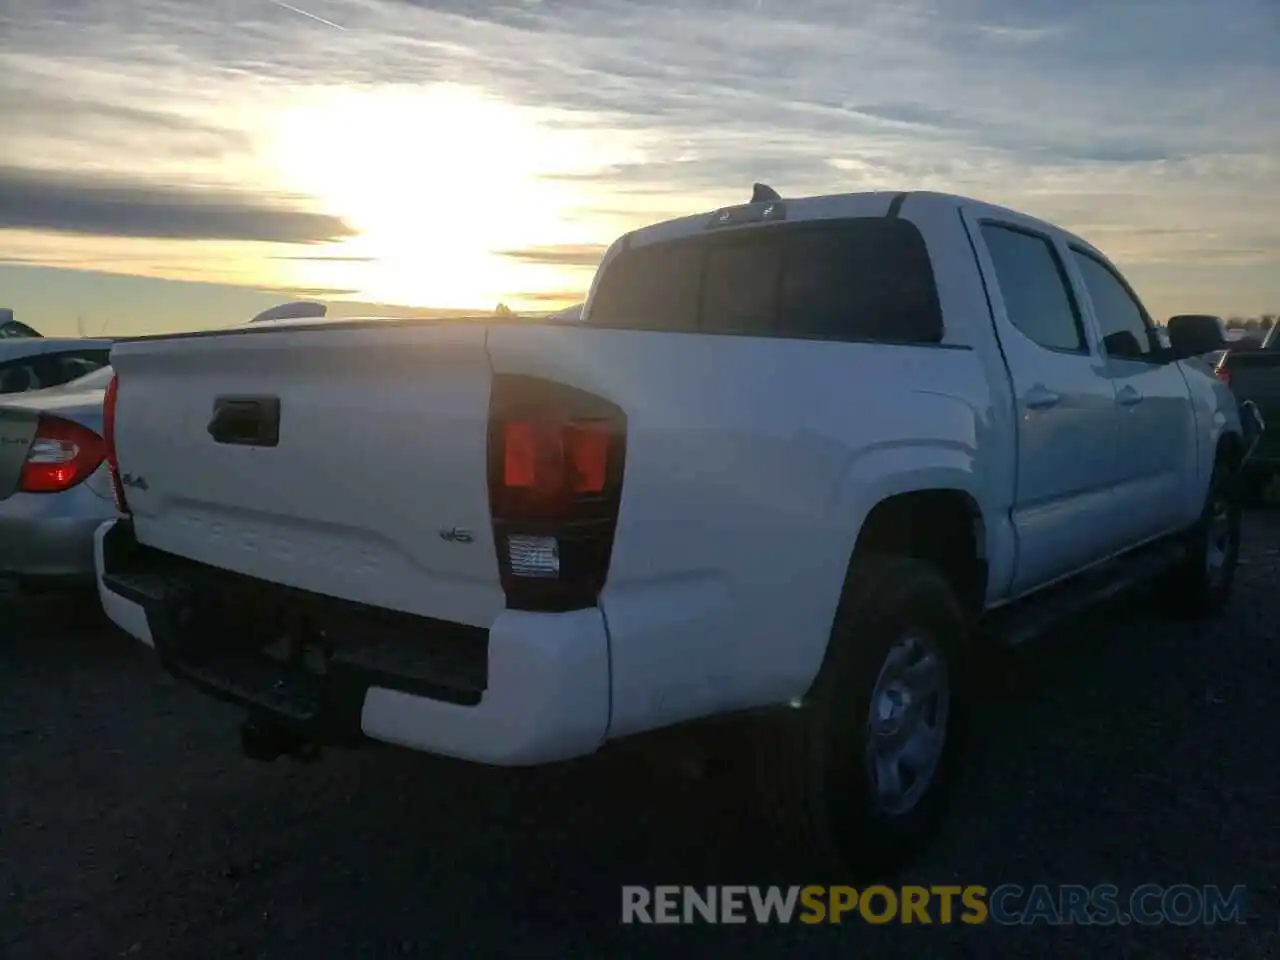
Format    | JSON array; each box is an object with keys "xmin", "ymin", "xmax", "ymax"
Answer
[{"xmin": 751, "ymin": 182, "xmax": 781, "ymax": 203}]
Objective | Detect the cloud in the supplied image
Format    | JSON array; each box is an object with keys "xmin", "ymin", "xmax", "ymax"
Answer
[
  {"xmin": 972, "ymin": 23, "xmax": 1068, "ymax": 43},
  {"xmin": 0, "ymin": 81, "xmax": 252, "ymax": 162},
  {"xmin": 323, "ymin": 301, "xmax": 500, "ymax": 319},
  {"xmin": 497, "ymin": 244, "xmax": 608, "ymax": 267},
  {"xmin": 845, "ymin": 102, "xmax": 969, "ymax": 129},
  {"xmin": 507, "ymin": 290, "xmax": 589, "ymax": 304},
  {"xmin": 263, "ymin": 286, "xmax": 362, "ymax": 297},
  {"xmin": 7, "ymin": 1, "xmax": 1276, "ymax": 182},
  {"xmin": 270, "ymin": 255, "xmax": 378, "ymax": 262},
  {"xmin": 0, "ymin": 0, "xmax": 1277, "ymax": 320},
  {"xmin": 0, "ymin": 165, "xmax": 353, "ymax": 243}
]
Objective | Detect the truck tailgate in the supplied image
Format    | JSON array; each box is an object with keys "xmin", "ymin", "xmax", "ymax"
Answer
[{"xmin": 108, "ymin": 321, "xmax": 505, "ymax": 628}]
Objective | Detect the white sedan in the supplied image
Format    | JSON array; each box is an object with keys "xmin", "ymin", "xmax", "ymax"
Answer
[{"xmin": 0, "ymin": 365, "xmax": 118, "ymax": 585}]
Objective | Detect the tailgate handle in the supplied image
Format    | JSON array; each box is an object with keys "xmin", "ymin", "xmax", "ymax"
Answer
[{"xmin": 208, "ymin": 396, "xmax": 281, "ymax": 447}]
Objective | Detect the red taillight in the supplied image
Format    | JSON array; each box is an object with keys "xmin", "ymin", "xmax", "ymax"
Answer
[
  {"xmin": 102, "ymin": 372, "xmax": 131, "ymax": 514},
  {"xmin": 18, "ymin": 415, "xmax": 106, "ymax": 493},
  {"xmin": 488, "ymin": 375, "xmax": 625, "ymax": 611},
  {"xmin": 1216, "ymin": 365, "xmax": 1231, "ymax": 387},
  {"xmin": 500, "ymin": 420, "xmax": 611, "ymax": 505}
]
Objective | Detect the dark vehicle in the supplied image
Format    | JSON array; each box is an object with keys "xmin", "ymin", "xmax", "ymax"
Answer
[
  {"xmin": 1216, "ymin": 323, "xmax": 1279, "ymax": 500},
  {"xmin": 0, "ymin": 310, "xmax": 43, "ymax": 339}
]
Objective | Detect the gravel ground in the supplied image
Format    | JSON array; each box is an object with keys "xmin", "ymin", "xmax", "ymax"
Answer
[{"xmin": 2, "ymin": 511, "xmax": 1278, "ymax": 959}]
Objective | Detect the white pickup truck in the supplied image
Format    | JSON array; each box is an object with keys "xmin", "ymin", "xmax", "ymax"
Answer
[{"xmin": 94, "ymin": 188, "xmax": 1243, "ymax": 877}]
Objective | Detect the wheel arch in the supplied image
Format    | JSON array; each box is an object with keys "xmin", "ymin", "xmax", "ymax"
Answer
[{"xmin": 850, "ymin": 487, "xmax": 989, "ymax": 621}]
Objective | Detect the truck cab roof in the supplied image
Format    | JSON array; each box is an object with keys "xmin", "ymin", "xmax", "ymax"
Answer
[{"xmin": 619, "ymin": 189, "xmax": 1108, "ymax": 264}]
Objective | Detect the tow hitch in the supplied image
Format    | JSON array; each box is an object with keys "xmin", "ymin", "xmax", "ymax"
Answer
[{"xmin": 240, "ymin": 714, "xmax": 323, "ymax": 763}]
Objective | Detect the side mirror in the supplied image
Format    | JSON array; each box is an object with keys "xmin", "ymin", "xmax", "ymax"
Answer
[{"xmin": 1166, "ymin": 314, "xmax": 1226, "ymax": 359}]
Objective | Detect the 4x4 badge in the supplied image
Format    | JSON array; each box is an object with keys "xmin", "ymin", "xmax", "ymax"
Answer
[{"xmin": 438, "ymin": 527, "xmax": 474, "ymax": 544}]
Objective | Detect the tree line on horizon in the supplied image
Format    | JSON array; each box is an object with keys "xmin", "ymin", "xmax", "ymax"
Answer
[{"xmin": 1225, "ymin": 315, "xmax": 1276, "ymax": 332}]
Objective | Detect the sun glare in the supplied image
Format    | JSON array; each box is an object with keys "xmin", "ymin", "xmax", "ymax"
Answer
[{"xmin": 263, "ymin": 84, "xmax": 633, "ymax": 309}]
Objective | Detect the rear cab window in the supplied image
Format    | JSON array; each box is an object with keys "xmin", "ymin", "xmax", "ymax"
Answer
[{"xmin": 585, "ymin": 217, "xmax": 945, "ymax": 344}]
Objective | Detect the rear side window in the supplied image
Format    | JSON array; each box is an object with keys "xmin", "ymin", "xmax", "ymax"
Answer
[
  {"xmin": 585, "ymin": 218, "xmax": 944, "ymax": 343},
  {"xmin": 981, "ymin": 224, "xmax": 1085, "ymax": 353}
]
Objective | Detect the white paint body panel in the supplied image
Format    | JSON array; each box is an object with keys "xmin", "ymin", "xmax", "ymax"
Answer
[
  {"xmin": 107, "ymin": 323, "xmax": 506, "ymax": 630},
  {"xmin": 97, "ymin": 190, "xmax": 1240, "ymax": 764},
  {"xmin": 486, "ymin": 324, "xmax": 997, "ymax": 737}
]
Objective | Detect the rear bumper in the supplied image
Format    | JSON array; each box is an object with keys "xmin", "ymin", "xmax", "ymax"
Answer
[
  {"xmin": 0, "ymin": 484, "xmax": 116, "ymax": 579},
  {"xmin": 93, "ymin": 520, "xmax": 611, "ymax": 766}
]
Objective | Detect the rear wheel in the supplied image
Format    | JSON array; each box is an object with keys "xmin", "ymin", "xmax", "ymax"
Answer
[
  {"xmin": 757, "ymin": 554, "xmax": 967, "ymax": 881},
  {"xmin": 1158, "ymin": 459, "xmax": 1241, "ymax": 619}
]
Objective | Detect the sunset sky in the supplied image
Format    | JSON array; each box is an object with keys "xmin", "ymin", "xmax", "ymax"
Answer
[{"xmin": 1, "ymin": 0, "xmax": 1277, "ymax": 337}]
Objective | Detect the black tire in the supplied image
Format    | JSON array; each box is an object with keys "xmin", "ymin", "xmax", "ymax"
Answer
[
  {"xmin": 755, "ymin": 553, "xmax": 968, "ymax": 881},
  {"xmin": 1159, "ymin": 458, "xmax": 1242, "ymax": 619}
]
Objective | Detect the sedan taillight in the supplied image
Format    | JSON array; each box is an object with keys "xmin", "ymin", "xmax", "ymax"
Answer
[{"xmin": 19, "ymin": 415, "xmax": 106, "ymax": 493}]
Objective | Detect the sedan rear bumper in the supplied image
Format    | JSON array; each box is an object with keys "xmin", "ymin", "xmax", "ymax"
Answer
[{"xmin": 0, "ymin": 480, "xmax": 117, "ymax": 579}]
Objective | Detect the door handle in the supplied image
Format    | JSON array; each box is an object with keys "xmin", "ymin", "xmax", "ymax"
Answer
[
  {"xmin": 1117, "ymin": 385, "xmax": 1143, "ymax": 407},
  {"xmin": 208, "ymin": 396, "xmax": 281, "ymax": 447},
  {"xmin": 1024, "ymin": 385, "xmax": 1061, "ymax": 410}
]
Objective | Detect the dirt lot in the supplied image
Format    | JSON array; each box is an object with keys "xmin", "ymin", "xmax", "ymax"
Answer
[{"xmin": 3, "ymin": 512, "xmax": 1278, "ymax": 959}]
